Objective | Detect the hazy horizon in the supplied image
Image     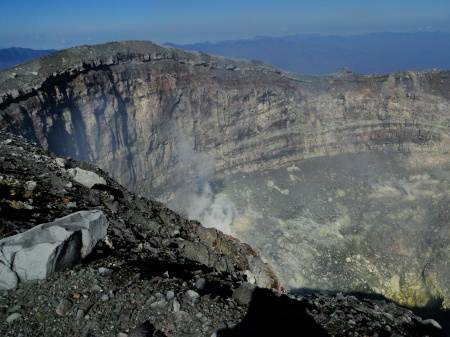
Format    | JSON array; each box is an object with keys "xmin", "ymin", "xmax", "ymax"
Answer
[
  {"xmin": 1, "ymin": 0, "xmax": 449, "ymax": 50},
  {"xmin": 1, "ymin": 30, "xmax": 449, "ymax": 52}
]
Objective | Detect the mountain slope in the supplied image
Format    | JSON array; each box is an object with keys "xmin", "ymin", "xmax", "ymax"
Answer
[{"xmin": 0, "ymin": 47, "xmax": 56, "ymax": 70}]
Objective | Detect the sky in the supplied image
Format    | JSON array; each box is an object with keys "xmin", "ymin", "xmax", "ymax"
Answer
[{"xmin": 1, "ymin": 0, "xmax": 449, "ymax": 50}]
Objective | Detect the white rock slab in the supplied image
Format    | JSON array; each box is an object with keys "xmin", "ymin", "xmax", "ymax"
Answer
[
  {"xmin": 67, "ymin": 167, "xmax": 106, "ymax": 188},
  {"xmin": 0, "ymin": 210, "xmax": 108, "ymax": 289}
]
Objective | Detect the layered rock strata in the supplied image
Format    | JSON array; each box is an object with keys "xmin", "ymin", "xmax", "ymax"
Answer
[
  {"xmin": 0, "ymin": 41, "xmax": 449, "ymax": 310},
  {"xmin": 0, "ymin": 42, "xmax": 448, "ymax": 197}
]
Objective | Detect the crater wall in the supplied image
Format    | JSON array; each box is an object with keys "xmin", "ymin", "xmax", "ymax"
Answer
[
  {"xmin": 1, "ymin": 42, "xmax": 449, "ymax": 197},
  {"xmin": 1, "ymin": 41, "xmax": 450, "ymax": 309}
]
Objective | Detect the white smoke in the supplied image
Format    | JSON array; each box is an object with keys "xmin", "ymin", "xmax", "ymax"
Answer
[{"xmin": 169, "ymin": 138, "xmax": 237, "ymax": 236}]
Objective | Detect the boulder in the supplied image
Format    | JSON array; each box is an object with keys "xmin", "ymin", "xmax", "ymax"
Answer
[
  {"xmin": 55, "ymin": 157, "xmax": 67, "ymax": 168},
  {"xmin": 67, "ymin": 167, "xmax": 106, "ymax": 188},
  {"xmin": 232, "ymin": 282, "xmax": 256, "ymax": 305},
  {"xmin": 0, "ymin": 210, "xmax": 108, "ymax": 289}
]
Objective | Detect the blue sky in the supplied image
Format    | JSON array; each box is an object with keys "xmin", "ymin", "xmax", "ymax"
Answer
[{"xmin": 1, "ymin": 0, "xmax": 449, "ymax": 49}]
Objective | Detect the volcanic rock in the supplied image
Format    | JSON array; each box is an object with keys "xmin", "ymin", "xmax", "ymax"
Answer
[
  {"xmin": 0, "ymin": 131, "xmax": 445, "ymax": 336},
  {"xmin": 0, "ymin": 43, "xmax": 449, "ymax": 308},
  {"xmin": 67, "ymin": 167, "xmax": 107, "ymax": 188},
  {"xmin": 0, "ymin": 40, "xmax": 450, "ymax": 335},
  {"xmin": 232, "ymin": 282, "xmax": 256, "ymax": 305},
  {"xmin": 0, "ymin": 210, "xmax": 108, "ymax": 288}
]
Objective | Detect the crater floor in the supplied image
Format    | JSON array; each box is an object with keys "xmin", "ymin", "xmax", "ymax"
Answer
[{"xmin": 166, "ymin": 151, "xmax": 450, "ymax": 310}]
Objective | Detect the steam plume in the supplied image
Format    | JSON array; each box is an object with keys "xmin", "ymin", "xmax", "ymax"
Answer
[{"xmin": 169, "ymin": 138, "xmax": 237, "ymax": 236}]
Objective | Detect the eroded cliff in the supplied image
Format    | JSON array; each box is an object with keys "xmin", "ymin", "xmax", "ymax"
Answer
[{"xmin": 0, "ymin": 41, "xmax": 450, "ymax": 312}]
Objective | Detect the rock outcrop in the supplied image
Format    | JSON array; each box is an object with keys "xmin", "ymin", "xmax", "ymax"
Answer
[
  {"xmin": 0, "ymin": 41, "xmax": 449, "ymax": 318},
  {"xmin": 0, "ymin": 210, "xmax": 108, "ymax": 289}
]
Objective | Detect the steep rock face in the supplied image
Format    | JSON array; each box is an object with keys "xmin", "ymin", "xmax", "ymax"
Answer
[
  {"xmin": 0, "ymin": 41, "xmax": 450, "ymax": 310},
  {"xmin": 1, "ymin": 42, "xmax": 449, "ymax": 196}
]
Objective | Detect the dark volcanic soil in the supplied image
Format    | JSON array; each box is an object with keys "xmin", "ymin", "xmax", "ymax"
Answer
[{"xmin": 0, "ymin": 132, "xmax": 448, "ymax": 336}]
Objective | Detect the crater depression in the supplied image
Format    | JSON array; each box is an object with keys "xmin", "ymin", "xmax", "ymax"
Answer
[{"xmin": 1, "ymin": 41, "xmax": 449, "ymax": 311}]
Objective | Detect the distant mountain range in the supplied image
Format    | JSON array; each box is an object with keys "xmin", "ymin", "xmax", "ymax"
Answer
[
  {"xmin": 165, "ymin": 31, "xmax": 450, "ymax": 75},
  {"xmin": 1, "ymin": 32, "xmax": 449, "ymax": 75},
  {"xmin": 0, "ymin": 47, "xmax": 56, "ymax": 70}
]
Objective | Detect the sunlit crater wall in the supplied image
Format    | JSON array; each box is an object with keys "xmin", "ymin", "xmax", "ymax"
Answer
[{"xmin": 1, "ymin": 41, "xmax": 450, "ymax": 308}]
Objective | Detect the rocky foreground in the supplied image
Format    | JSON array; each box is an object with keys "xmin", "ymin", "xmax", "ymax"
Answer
[{"xmin": 0, "ymin": 131, "xmax": 447, "ymax": 336}]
